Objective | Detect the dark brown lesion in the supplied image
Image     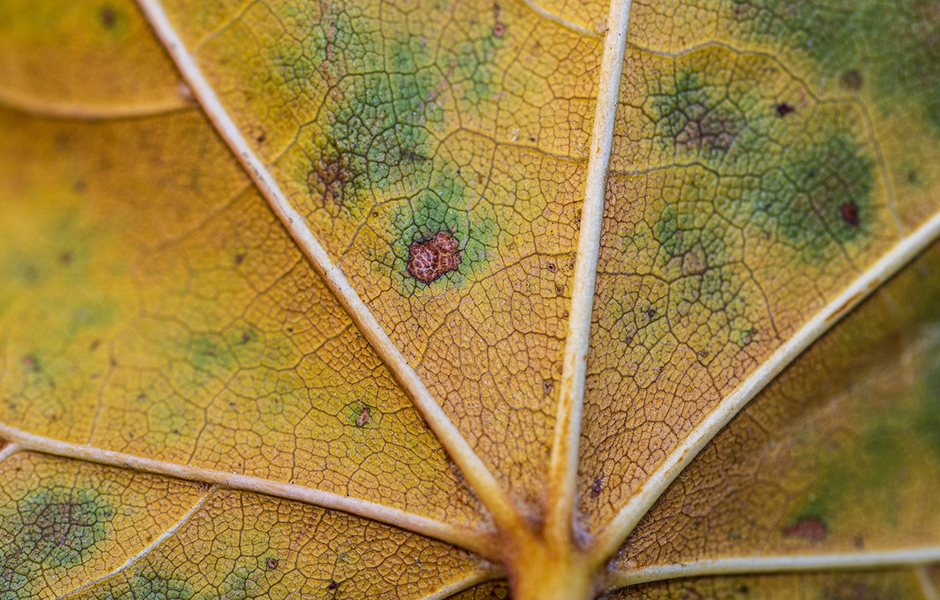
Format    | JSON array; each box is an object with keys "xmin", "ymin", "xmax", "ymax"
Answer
[
  {"xmin": 308, "ymin": 152, "xmax": 353, "ymax": 208},
  {"xmin": 406, "ymin": 231, "xmax": 461, "ymax": 284}
]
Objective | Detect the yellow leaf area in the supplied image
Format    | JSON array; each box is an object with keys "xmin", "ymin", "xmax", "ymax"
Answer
[
  {"xmin": 610, "ymin": 570, "xmax": 937, "ymax": 600},
  {"xmin": 610, "ymin": 240, "xmax": 940, "ymax": 584},
  {"xmin": 0, "ymin": 453, "xmax": 487, "ymax": 599},
  {"xmin": 580, "ymin": 0, "xmax": 940, "ymax": 531},
  {"xmin": 157, "ymin": 0, "xmax": 600, "ymax": 508},
  {"xmin": 0, "ymin": 0, "xmax": 189, "ymax": 117}
]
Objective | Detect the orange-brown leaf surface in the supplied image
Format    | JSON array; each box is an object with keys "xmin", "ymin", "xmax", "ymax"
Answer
[{"xmin": 1, "ymin": 0, "xmax": 939, "ymax": 598}]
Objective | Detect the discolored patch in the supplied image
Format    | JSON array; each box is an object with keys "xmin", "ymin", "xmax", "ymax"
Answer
[
  {"xmin": 406, "ymin": 231, "xmax": 461, "ymax": 285},
  {"xmin": 775, "ymin": 102, "xmax": 795, "ymax": 117},
  {"xmin": 840, "ymin": 69, "xmax": 864, "ymax": 91},
  {"xmin": 783, "ymin": 516, "xmax": 828, "ymax": 540},
  {"xmin": 653, "ymin": 71, "xmax": 743, "ymax": 154},
  {"xmin": 0, "ymin": 487, "xmax": 113, "ymax": 592}
]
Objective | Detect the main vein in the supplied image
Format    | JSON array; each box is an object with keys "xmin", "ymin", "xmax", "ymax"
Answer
[
  {"xmin": 544, "ymin": 0, "xmax": 633, "ymax": 552},
  {"xmin": 0, "ymin": 423, "xmax": 496, "ymax": 557},
  {"xmin": 606, "ymin": 548, "xmax": 940, "ymax": 589},
  {"xmin": 134, "ymin": 0, "xmax": 527, "ymax": 542},
  {"xmin": 588, "ymin": 208, "xmax": 940, "ymax": 567}
]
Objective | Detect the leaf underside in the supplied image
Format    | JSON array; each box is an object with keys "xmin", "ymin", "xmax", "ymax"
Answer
[{"xmin": 1, "ymin": 0, "xmax": 940, "ymax": 598}]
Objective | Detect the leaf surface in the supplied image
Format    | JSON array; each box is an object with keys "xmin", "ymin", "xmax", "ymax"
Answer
[{"xmin": 1, "ymin": 0, "xmax": 939, "ymax": 598}]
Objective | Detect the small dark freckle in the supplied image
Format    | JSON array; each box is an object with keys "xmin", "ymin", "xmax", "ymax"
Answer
[
  {"xmin": 697, "ymin": 349, "xmax": 709, "ymax": 358},
  {"xmin": 287, "ymin": 327, "xmax": 294, "ymax": 332},
  {"xmin": 60, "ymin": 252, "xmax": 73, "ymax": 265},
  {"xmin": 555, "ymin": 283, "xmax": 564, "ymax": 296},
  {"xmin": 493, "ymin": 22, "xmax": 506, "ymax": 37},
  {"xmin": 907, "ymin": 170, "xmax": 918, "ymax": 184},
  {"xmin": 840, "ymin": 201, "xmax": 859, "ymax": 227},
  {"xmin": 328, "ymin": 581, "xmax": 339, "ymax": 590},
  {"xmin": 624, "ymin": 335, "xmax": 633, "ymax": 344},
  {"xmin": 775, "ymin": 102, "xmax": 795, "ymax": 117},
  {"xmin": 355, "ymin": 407, "xmax": 371, "ymax": 427},
  {"xmin": 89, "ymin": 339, "xmax": 101, "ymax": 352},
  {"xmin": 22, "ymin": 355, "xmax": 40, "ymax": 373},
  {"xmin": 266, "ymin": 557, "xmax": 279, "ymax": 569},
  {"xmin": 591, "ymin": 477, "xmax": 604, "ymax": 496},
  {"xmin": 806, "ymin": 169, "xmax": 816, "ymax": 178},
  {"xmin": 136, "ymin": 393, "xmax": 146, "ymax": 400},
  {"xmin": 854, "ymin": 536, "xmax": 865, "ymax": 549},
  {"xmin": 234, "ymin": 253, "xmax": 245, "ymax": 265},
  {"xmin": 529, "ymin": 136, "xmax": 536, "ymax": 142},
  {"xmin": 840, "ymin": 69, "xmax": 864, "ymax": 91},
  {"xmin": 74, "ymin": 180, "xmax": 87, "ymax": 193},
  {"xmin": 372, "ymin": 211, "xmax": 379, "ymax": 218},
  {"xmin": 240, "ymin": 331, "xmax": 253, "ymax": 344},
  {"xmin": 547, "ymin": 260, "xmax": 557, "ymax": 273},
  {"xmin": 737, "ymin": 585, "xmax": 750, "ymax": 595},
  {"xmin": 256, "ymin": 133, "xmax": 266, "ymax": 143},
  {"xmin": 110, "ymin": 358, "xmax": 118, "ymax": 367},
  {"xmin": 100, "ymin": 6, "xmax": 116, "ymax": 28},
  {"xmin": 542, "ymin": 379, "xmax": 554, "ymax": 395},
  {"xmin": 646, "ymin": 308, "xmax": 656, "ymax": 318}
]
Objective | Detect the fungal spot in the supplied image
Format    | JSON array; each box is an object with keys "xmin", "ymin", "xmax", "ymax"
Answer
[
  {"xmin": 783, "ymin": 516, "xmax": 827, "ymax": 540},
  {"xmin": 99, "ymin": 6, "xmax": 116, "ymax": 28},
  {"xmin": 840, "ymin": 69, "xmax": 864, "ymax": 91},
  {"xmin": 646, "ymin": 308, "xmax": 656, "ymax": 318},
  {"xmin": 654, "ymin": 72, "xmax": 742, "ymax": 154},
  {"xmin": 309, "ymin": 153, "xmax": 351, "ymax": 208},
  {"xmin": 841, "ymin": 201, "xmax": 860, "ymax": 227},
  {"xmin": 547, "ymin": 260, "xmax": 557, "ymax": 273},
  {"xmin": 266, "ymin": 557, "xmax": 279, "ymax": 569},
  {"xmin": 493, "ymin": 22, "xmax": 506, "ymax": 37},
  {"xmin": 21, "ymin": 354, "xmax": 40, "ymax": 373},
  {"xmin": 775, "ymin": 102, "xmax": 795, "ymax": 117},
  {"xmin": 591, "ymin": 477, "xmax": 604, "ymax": 497},
  {"xmin": 355, "ymin": 407, "xmax": 371, "ymax": 427},
  {"xmin": 234, "ymin": 253, "xmax": 245, "ymax": 265},
  {"xmin": 555, "ymin": 283, "xmax": 565, "ymax": 296},
  {"xmin": 328, "ymin": 580, "xmax": 339, "ymax": 590},
  {"xmin": 406, "ymin": 231, "xmax": 461, "ymax": 285},
  {"xmin": 542, "ymin": 379, "xmax": 554, "ymax": 395}
]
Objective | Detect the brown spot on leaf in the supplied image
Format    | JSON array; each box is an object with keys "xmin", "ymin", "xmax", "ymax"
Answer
[
  {"xmin": 406, "ymin": 232, "xmax": 460, "ymax": 284},
  {"xmin": 266, "ymin": 557, "xmax": 279, "ymax": 569},
  {"xmin": 841, "ymin": 201, "xmax": 860, "ymax": 227},
  {"xmin": 234, "ymin": 253, "xmax": 245, "ymax": 265},
  {"xmin": 309, "ymin": 154, "xmax": 351, "ymax": 207},
  {"xmin": 783, "ymin": 516, "xmax": 827, "ymax": 540},
  {"xmin": 775, "ymin": 102, "xmax": 795, "ymax": 117},
  {"xmin": 99, "ymin": 6, "xmax": 116, "ymax": 28},
  {"xmin": 840, "ymin": 69, "xmax": 864, "ymax": 91},
  {"xmin": 591, "ymin": 477, "xmax": 604, "ymax": 497},
  {"xmin": 328, "ymin": 581, "xmax": 339, "ymax": 590},
  {"xmin": 493, "ymin": 22, "xmax": 506, "ymax": 37},
  {"xmin": 356, "ymin": 407, "xmax": 371, "ymax": 427}
]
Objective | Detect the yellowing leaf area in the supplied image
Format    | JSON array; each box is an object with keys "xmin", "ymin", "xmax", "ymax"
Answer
[{"xmin": 2, "ymin": 0, "xmax": 940, "ymax": 598}]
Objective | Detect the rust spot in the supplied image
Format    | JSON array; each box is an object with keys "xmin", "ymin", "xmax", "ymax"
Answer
[
  {"xmin": 591, "ymin": 477, "xmax": 604, "ymax": 497},
  {"xmin": 99, "ymin": 6, "xmax": 116, "ymax": 28},
  {"xmin": 266, "ymin": 557, "xmax": 279, "ymax": 569},
  {"xmin": 328, "ymin": 581, "xmax": 339, "ymax": 590},
  {"xmin": 547, "ymin": 260, "xmax": 557, "ymax": 273},
  {"xmin": 775, "ymin": 102, "xmax": 795, "ymax": 117},
  {"xmin": 555, "ymin": 283, "xmax": 565, "ymax": 296},
  {"xmin": 309, "ymin": 154, "xmax": 350, "ymax": 207},
  {"xmin": 406, "ymin": 232, "xmax": 460, "ymax": 284},
  {"xmin": 840, "ymin": 201, "xmax": 859, "ymax": 227},
  {"xmin": 840, "ymin": 69, "xmax": 864, "ymax": 91},
  {"xmin": 493, "ymin": 22, "xmax": 506, "ymax": 37},
  {"xmin": 356, "ymin": 407, "xmax": 371, "ymax": 427},
  {"xmin": 783, "ymin": 516, "xmax": 827, "ymax": 540}
]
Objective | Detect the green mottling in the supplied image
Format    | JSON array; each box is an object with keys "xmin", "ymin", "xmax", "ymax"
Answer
[
  {"xmin": 727, "ymin": 0, "xmax": 940, "ymax": 132},
  {"xmin": 94, "ymin": 569, "xmax": 195, "ymax": 600},
  {"xmin": 188, "ymin": 334, "xmax": 237, "ymax": 372},
  {"xmin": 0, "ymin": 487, "xmax": 113, "ymax": 598},
  {"xmin": 651, "ymin": 70, "xmax": 745, "ymax": 156},
  {"xmin": 389, "ymin": 166, "xmax": 497, "ymax": 293}
]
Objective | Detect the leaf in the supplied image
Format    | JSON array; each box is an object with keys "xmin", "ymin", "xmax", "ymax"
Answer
[{"xmin": 1, "ymin": 0, "xmax": 939, "ymax": 598}]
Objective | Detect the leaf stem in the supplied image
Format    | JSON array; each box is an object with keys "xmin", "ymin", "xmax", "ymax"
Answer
[{"xmin": 545, "ymin": 0, "xmax": 632, "ymax": 553}]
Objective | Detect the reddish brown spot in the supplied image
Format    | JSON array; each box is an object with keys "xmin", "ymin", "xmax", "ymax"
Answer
[
  {"xmin": 99, "ymin": 6, "xmax": 116, "ymax": 28},
  {"xmin": 234, "ymin": 253, "xmax": 245, "ymax": 265},
  {"xmin": 542, "ymin": 379, "xmax": 554, "ymax": 395},
  {"xmin": 493, "ymin": 22, "xmax": 506, "ymax": 37},
  {"xmin": 555, "ymin": 283, "xmax": 565, "ymax": 296},
  {"xmin": 591, "ymin": 477, "xmax": 604, "ymax": 497},
  {"xmin": 355, "ymin": 407, "xmax": 371, "ymax": 427},
  {"xmin": 547, "ymin": 260, "xmax": 557, "ymax": 273},
  {"xmin": 266, "ymin": 557, "xmax": 279, "ymax": 569},
  {"xmin": 309, "ymin": 154, "xmax": 350, "ymax": 207},
  {"xmin": 783, "ymin": 516, "xmax": 827, "ymax": 540},
  {"xmin": 841, "ymin": 201, "xmax": 859, "ymax": 227},
  {"xmin": 406, "ymin": 232, "xmax": 461, "ymax": 284},
  {"xmin": 775, "ymin": 102, "xmax": 795, "ymax": 117},
  {"xmin": 646, "ymin": 308, "xmax": 656, "ymax": 318},
  {"xmin": 328, "ymin": 581, "xmax": 339, "ymax": 590},
  {"xmin": 840, "ymin": 69, "xmax": 864, "ymax": 91}
]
